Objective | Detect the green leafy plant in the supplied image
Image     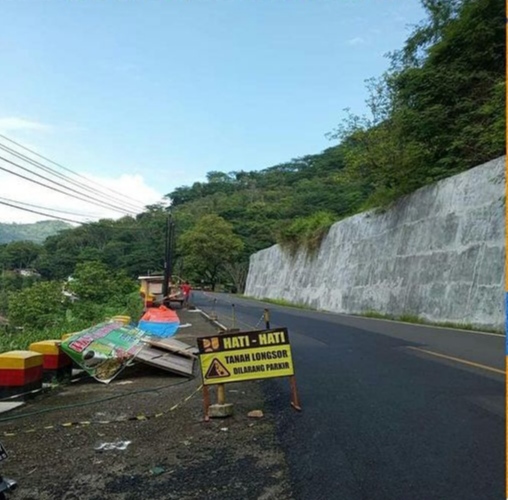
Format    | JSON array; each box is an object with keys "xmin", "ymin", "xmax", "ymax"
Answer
[{"xmin": 277, "ymin": 211, "xmax": 336, "ymax": 256}]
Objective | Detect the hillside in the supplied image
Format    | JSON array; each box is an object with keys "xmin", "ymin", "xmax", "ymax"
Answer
[{"xmin": 0, "ymin": 220, "xmax": 72, "ymax": 244}]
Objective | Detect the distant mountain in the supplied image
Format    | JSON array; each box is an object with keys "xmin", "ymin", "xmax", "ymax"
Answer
[{"xmin": 0, "ymin": 220, "xmax": 72, "ymax": 244}]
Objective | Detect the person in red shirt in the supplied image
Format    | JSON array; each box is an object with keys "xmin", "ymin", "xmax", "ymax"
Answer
[{"xmin": 181, "ymin": 281, "xmax": 192, "ymax": 307}]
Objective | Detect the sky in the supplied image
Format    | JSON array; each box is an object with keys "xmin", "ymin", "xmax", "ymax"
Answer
[{"xmin": 0, "ymin": 0, "xmax": 426, "ymax": 223}]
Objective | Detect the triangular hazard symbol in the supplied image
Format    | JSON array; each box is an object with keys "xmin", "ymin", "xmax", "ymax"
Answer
[{"xmin": 205, "ymin": 358, "xmax": 230, "ymax": 379}]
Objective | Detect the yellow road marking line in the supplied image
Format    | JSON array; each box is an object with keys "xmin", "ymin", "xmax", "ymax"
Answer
[{"xmin": 406, "ymin": 346, "xmax": 505, "ymax": 375}]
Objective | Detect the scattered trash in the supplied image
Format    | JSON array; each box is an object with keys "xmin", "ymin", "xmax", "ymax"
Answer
[
  {"xmin": 178, "ymin": 323, "xmax": 192, "ymax": 328},
  {"xmin": 182, "ymin": 440, "xmax": 191, "ymax": 446},
  {"xmin": 247, "ymin": 410, "xmax": 264, "ymax": 419},
  {"xmin": 150, "ymin": 466, "xmax": 166, "ymax": 476},
  {"xmin": 115, "ymin": 380, "xmax": 133, "ymax": 385},
  {"xmin": 220, "ymin": 427, "xmax": 228, "ymax": 432},
  {"xmin": 95, "ymin": 441, "xmax": 132, "ymax": 451}
]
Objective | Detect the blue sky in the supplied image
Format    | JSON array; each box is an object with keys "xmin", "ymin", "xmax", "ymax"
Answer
[{"xmin": 0, "ymin": 0, "xmax": 425, "ymax": 222}]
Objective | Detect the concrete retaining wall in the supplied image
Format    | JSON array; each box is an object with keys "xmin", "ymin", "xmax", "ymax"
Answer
[{"xmin": 245, "ymin": 157, "xmax": 505, "ymax": 331}]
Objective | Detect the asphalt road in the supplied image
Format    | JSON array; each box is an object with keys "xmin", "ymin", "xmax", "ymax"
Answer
[{"xmin": 193, "ymin": 291, "xmax": 505, "ymax": 500}]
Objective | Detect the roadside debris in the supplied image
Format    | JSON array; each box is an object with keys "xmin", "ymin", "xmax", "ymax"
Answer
[
  {"xmin": 149, "ymin": 466, "xmax": 167, "ymax": 476},
  {"xmin": 138, "ymin": 305, "xmax": 180, "ymax": 338},
  {"xmin": 95, "ymin": 441, "xmax": 132, "ymax": 451},
  {"xmin": 61, "ymin": 321, "xmax": 146, "ymax": 383},
  {"xmin": 136, "ymin": 337, "xmax": 196, "ymax": 377},
  {"xmin": 247, "ymin": 410, "xmax": 264, "ymax": 419},
  {"xmin": 58, "ymin": 317, "xmax": 198, "ymax": 384}
]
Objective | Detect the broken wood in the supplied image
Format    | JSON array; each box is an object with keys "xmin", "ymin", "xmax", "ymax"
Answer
[
  {"xmin": 136, "ymin": 345, "xmax": 194, "ymax": 377},
  {"xmin": 142, "ymin": 337, "xmax": 198, "ymax": 359}
]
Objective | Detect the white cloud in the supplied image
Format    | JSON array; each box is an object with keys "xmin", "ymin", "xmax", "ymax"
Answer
[
  {"xmin": 347, "ymin": 37, "xmax": 366, "ymax": 46},
  {"xmin": 0, "ymin": 121, "xmax": 164, "ymax": 224},
  {"xmin": 0, "ymin": 117, "xmax": 52, "ymax": 134},
  {"xmin": 0, "ymin": 169, "xmax": 164, "ymax": 224}
]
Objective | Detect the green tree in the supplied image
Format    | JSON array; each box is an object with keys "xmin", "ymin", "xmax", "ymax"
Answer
[
  {"xmin": 328, "ymin": 0, "xmax": 504, "ymax": 207},
  {"xmin": 1, "ymin": 241, "xmax": 42, "ymax": 270},
  {"xmin": 8, "ymin": 281, "xmax": 67, "ymax": 329},
  {"xmin": 67, "ymin": 261, "xmax": 136, "ymax": 303},
  {"xmin": 65, "ymin": 261, "xmax": 140, "ymax": 323},
  {"xmin": 179, "ymin": 214, "xmax": 244, "ymax": 290}
]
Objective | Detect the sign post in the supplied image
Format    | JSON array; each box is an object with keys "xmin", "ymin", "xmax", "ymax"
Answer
[{"xmin": 198, "ymin": 327, "xmax": 301, "ymax": 418}]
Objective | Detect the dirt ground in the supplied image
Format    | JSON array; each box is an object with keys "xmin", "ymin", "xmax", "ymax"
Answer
[{"xmin": 0, "ymin": 310, "xmax": 294, "ymax": 500}]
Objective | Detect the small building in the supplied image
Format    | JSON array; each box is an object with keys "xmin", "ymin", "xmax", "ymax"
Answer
[{"xmin": 138, "ymin": 275, "xmax": 184, "ymax": 308}]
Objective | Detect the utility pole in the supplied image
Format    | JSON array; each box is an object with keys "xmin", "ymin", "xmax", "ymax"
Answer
[{"xmin": 162, "ymin": 214, "xmax": 174, "ymax": 299}]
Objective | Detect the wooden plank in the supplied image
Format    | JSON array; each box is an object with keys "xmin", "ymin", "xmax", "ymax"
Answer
[
  {"xmin": 143, "ymin": 338, "xmax": 198, "ymax": 359},
  {"xmin": 136, "ymin": 346, "xmax": 194, "ymax": 377}
]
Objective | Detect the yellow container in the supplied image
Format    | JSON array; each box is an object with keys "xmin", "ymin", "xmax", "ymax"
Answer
[
  {"xmin": 112, "ymin": 315, "xmax": 131, "ymax": 325},
  {"xmin": 0, "ymin": 351, "xmax": 43, "ymax": 369},
  {"xmin": 61, "ymin": 332, "xmax": 78, "ymax": 341},
  {"xmin": 29, "ymin": 340, "xmax": 61, "ymax": 355}
]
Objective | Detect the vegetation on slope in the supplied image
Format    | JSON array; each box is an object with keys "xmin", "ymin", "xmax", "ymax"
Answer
[{"xmin": 0, "ymin": 220, "xmax": 71, "ymax": 244}]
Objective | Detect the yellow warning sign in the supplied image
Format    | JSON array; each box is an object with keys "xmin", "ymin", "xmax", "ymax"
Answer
[{"xmin": 197, "ymin": 328, "xmax": 294, "ymax": 385}]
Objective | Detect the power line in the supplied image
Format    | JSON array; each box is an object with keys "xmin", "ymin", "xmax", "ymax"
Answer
[
  {"xmin": 0, "ymin": 143, "xmax": 143, "ymax": 213},
  {"xmin": 0, "ymin": 196, "xmax": 98, "ymax": 219},
  {"xmin": 0, "ymin": 155, "xmax": 136, "ymax": 216},
  {"xmin": 0, "ymin": 196, "xmax": 151, "ymax": 229},
  {"xmin": 0, "ymin": 195, "xmax": 167, "ymax": 229},
  {"xmin": 0, "ymin": 133, "xmax": 147, "ymax": 207},
  {"xmin": 0, "ymin": 200, "xmax": 83, "ymax": 225}
]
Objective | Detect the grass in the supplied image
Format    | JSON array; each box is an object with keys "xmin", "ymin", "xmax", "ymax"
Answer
[
  {"xmin": 362, "ymin": 310, "xmax": 395, "ymax": 320},
  {"xmin": 260, "ymin": 297, "xmax": 311, "ymax": 309},
  {"xmin": 277, "ymin": 211, "xmax": 336, "ymax": 258},
  {"xmin": 0, "ymin": 327, "xmax": 64, "ymax": 352},
  {"xmin": 358, "ymin": 310, "xmax": 503, "ymax": 335},
  {"xmin": 239, "ymin": 301, "xmax": 504, "ymax": 335},
  {"xmin": 0, "ymin": 315, "xmax": 126, "ymax": 353},
  {"xmin": 241, "ymin": 295, "xmax": 313, "ymax": 310}
]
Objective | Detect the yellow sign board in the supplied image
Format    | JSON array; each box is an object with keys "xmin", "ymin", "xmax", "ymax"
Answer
[{"xmin": 197, "ymin": 328, "xmax": 294, "ymax": 385}]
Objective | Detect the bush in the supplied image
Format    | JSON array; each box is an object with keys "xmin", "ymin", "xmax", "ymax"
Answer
[
  {"xmin": 277, "ymin": 211, "xmax": 336, "ymax": 256},
  {"xmin": 8, "ymin": 281, "xmax": 68, "ymax": 330}
]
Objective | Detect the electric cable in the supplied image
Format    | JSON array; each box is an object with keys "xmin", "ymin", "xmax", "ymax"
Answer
[
  {"xmin": 0, "ymin": 133, "xmax": 146, "ymax": 207},
  {"xmin": 0, "ymin": 378, "xmax": 193, "ymax": 423},
  {"xmin": 0, "ymin": 196, "xmax": 100, "ymax": 219},
  {"xmin": 0, "ymin": 142, "xmax": 144, "ymax": 213},
  {"xmin": 0, "ymin": 155, "xmax": 137, "ymax": 215},
  {"xmin": 0, "ymin": 199, "xmax": 85, "ymax": 224}
]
